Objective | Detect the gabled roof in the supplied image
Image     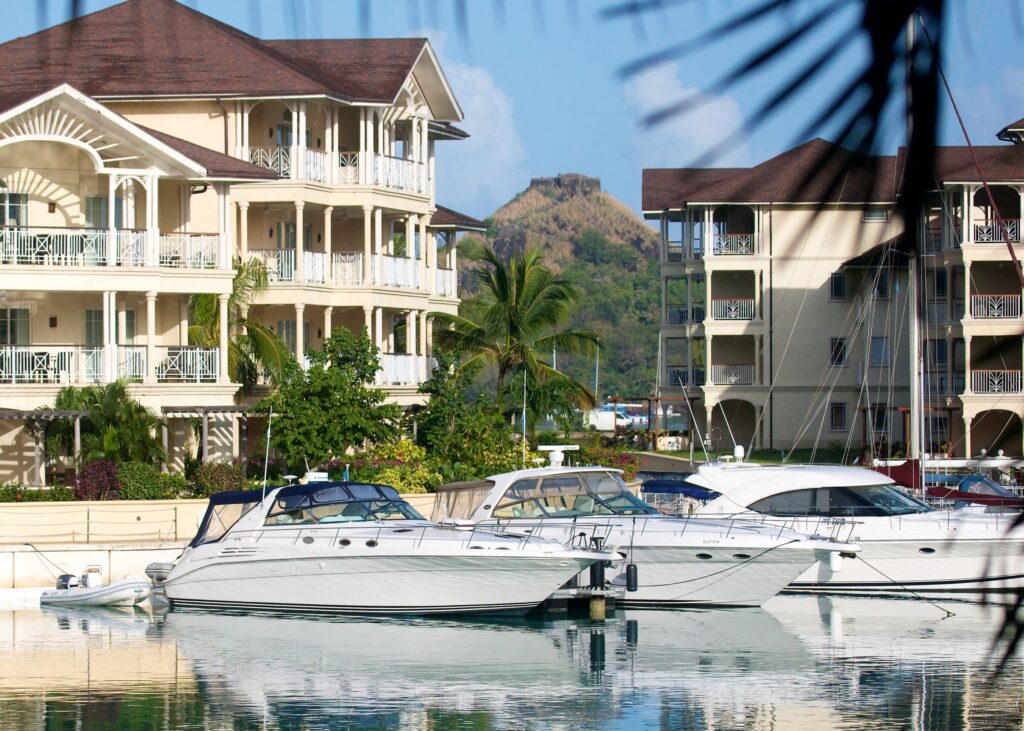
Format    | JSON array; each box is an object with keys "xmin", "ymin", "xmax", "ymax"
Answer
[
  {"xmin": 139, "ymin": 127, "xmax": 279, "ymax": 181},
  {"xmin": 930, "ymin": 144, "xmax": 1024, "ymax": 184},
  {"xmin": 642, "ymin": 168, "xmax": 744, "ymax": 211},
  {"xmin": 0, "ymin": 0, "xmax": 461, "ymax": 119},
  {"xmin": 430, "ymin": 206, "xmax": 486, "ymax": 231},
  {"xmin": 997, "ymin": 116, "xmax": 1024, "ymax": 143}
]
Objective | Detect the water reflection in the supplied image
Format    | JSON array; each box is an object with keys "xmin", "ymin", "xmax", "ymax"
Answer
[{"xmin": 0, "ymin": 596, "xmax": 1019, "ymax": 730}]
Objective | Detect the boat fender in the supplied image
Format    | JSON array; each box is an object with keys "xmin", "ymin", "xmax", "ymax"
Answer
[
  {"xmin": 625, "ymin": 563, "xmax": 639, "ymax": 592},
  {"xmin": 829, "ymin": 552, "xmax": 843, "ymax": 573},
  {"xmin": 589, "ymin": 559, "xmax": 606, "ymax": 589}
]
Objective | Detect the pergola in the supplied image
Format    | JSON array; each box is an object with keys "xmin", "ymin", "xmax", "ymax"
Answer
[
  {"xmin": 0, "ymin": 409, "xmax": 89, "ymax": 486},
  {"xmin": 160, "ymin": 405, "xmax": 252, "ymax": 465}
]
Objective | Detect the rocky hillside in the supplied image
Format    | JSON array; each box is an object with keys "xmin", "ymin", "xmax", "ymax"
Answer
[{"xmin": 459, "ymin": 174, "xmax": 661, "ymax": 398}]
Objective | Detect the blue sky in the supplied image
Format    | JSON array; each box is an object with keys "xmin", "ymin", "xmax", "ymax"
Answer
[{"xmin": 4, "ymin": 1, "xmax": 1023, "ymax": 218}]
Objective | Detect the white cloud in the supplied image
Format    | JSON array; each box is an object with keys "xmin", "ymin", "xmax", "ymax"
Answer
[
  {"xmin": 623, "ymin": 62, "xmax": 751, "ymax": 168},
  {"xmin": 422, "ymin": 30, "xmax": 525, "ymax": 215}
]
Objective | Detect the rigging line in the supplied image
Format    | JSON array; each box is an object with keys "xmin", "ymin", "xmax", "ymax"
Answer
[
  {"xmin": 630, "ymin": 539, "xmax": 802, "ymax": 588},
  {"xmin": 22, "ymin": 542, "xmax": 68, "ymax": 580},
  {"xmin": 704, "ymin": 377, "xmax": 737, "ymax": 452},
  {"xmin": 679, "ymin": 378, "xmax": 711, "ymax": 464},
  {"xmin": 851, "ymin": 554, "xmax": 956, "ymax": 618},
  {"xmin": 916, "ymin": 13, "xmax": 1024, "ymax": 291}
]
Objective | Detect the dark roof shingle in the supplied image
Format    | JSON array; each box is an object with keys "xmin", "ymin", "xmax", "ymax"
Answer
[
  {"xmin": 431, "ymin": 205, "xmax": 486, "ymax": 230},
  {"xmin": 139, "ymin": 126, "xmax": 279, "ymax": 180}
]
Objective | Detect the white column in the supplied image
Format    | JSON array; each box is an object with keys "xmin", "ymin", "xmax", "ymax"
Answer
[
  {"xmin": 242, "ymin": 103, "xmax": 250, "ymax": 155},
  {"xmin": 374, "ymin": 207, "xmax": 383, "ymax": 284},
  {"xmin": 323, "ymin": 206, "xmax": 333, "ymax": 283},
  {"xmin": 964, "ymin": 336, "xmax": 973, "ymax": 394},
  {"xmin": 428, "ymin": 139, "xmax": 436, "ymax": 199},
  {"xmin": 406, "ymin": 214, "xmax": 417, "ymax": 286},
  {"xmin": 294, "ymin": 303, "xmax": 305, "ymax": 361},
  {"xmin": 179, "ymin": 297, "xmax": 189, "ymax": 346},
  {"xmin": 325, "ymin": 105, "xmax": 335, "ymax": 185},
  {"xmin": 289, "ymin": 105, "xmax": 299, "ymax": 180},
  {"xmin": 427, "ymin": 228, "xmax": 437, "ymax": 295},
  {"xmin": 964, "ymin": 416, "xmax": 973, "ymax": 458},
  {"xmin": 107, "ymin": 175, "xmax": 118, "ymax": 266},
  {"xmin": 324, "ymin": 306, "xmax": 333, "ymax": 342},
  {"xmin": 418, "ymin": 216, "xmax": 428, "ymax": 290},
  {"xmin": 375, "ymin": 307, "xmax": 384, "ymax": 351},
  {"xmin": 363, "ymin": 305, "xmax": 373, "ymax": 340},
  {"xmin": 363, "ymin": 205, "xmax": 373, "ymax": 283},
  {"xmin": 218, "ymin": 294, "xmax": 230, "ymax": 384},
  {"xmin": 449, "ymin": 233, "xmax": 457, "ymax": 273},
  {"xmin": 102, "ymin": 291, "xmax": 113, "ymax": 383},
  {"xmin": 215, "ymin": 184, "xmax": 229, "ymax": 268},
  {"xmin": 410, "ymin": 118, "xmax": 419, "ymax": 163},
  {"xmin": 298, "ymin": 101, "xmax": 308, "ymax": 179},
  {"xmin": 238, "ymin": 202, "xmax": 249, "ymax": 259},
  {"xmin": 419, "ymin": 311, "xmax": 429, "ymax": 381},
  {"xmin": 407, "ymin": 310, "xmax": 418, "ymax": 356},
  {"xmin": 963, "ymin": 261, "xmax": 972, "ymax": 319},
  {"xmin": 294, "ymin": 201, "xmax": 305, "ymax": 282},
  {"xmin": 145, "ymin": 291, "xmax": 157, "ymax": 384}
]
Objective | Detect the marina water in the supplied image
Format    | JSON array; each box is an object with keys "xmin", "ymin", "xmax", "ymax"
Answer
[{"xmin": 0, "ymin": 595, "xmax": 1021, "ymax": 730}]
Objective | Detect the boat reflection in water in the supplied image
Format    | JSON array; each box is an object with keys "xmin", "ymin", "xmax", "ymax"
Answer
[{"xmin": 0, "ymin": 597, "xmax": 1020, "ymax": 729}]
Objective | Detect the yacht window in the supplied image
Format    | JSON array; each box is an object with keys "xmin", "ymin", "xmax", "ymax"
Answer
[
  {"xmin": 312, "ymin": 485, "xmax": 351, "ymax": 503},
  {"xmin": 492, "ymin": 472, "xmax": 657, "ymax": 518},
  {"xmin": 277, "ymin": 494, "xmax": 310, "ymax": 511},
  {"xmin": 264, "ymin": 483, "xmax": 425, "ymax": 525},
  {"xmin": 493, "ymin": 479, "xmax": 546, "ymax": 519},
  {"xmin": 348, "ymin": 484, "xmax": 381, "ymax": 500},
  {"xmin": 748, "ymin": 484, "xmax": 931, "ymax": 517}
]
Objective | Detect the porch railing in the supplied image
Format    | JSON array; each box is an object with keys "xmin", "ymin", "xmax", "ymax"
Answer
[
  {"xmin": 155, "ymin": 347, "xmax": 219, "ymax": 383},
  {"xmin": 0, "ymin": 345, "xmax": 103, "ymax": 384},
  {"xmin": 303, "ymin": 250, "xmax": 326, "ymax": 284},
  {"xmin": 376, "ymin": 353, "xmax": 419, "ymax": 386},
  {"xmin": 711, "ymin": 298, "xmax": 754, "ymax": 320},
  {"xmin": 373, "ymin": 254, "xmax": 418, "ymax": 288},
  {"xmin": 973, "ymin": 219, "xmax": 1021, "ymax": 243},
  {"xmin": 711, "ymin": 233, "xmax": 756, "ymax": 256},
  {"xmin": 159, "ymin": 234, "xmax": 219, "ymax": 269},
  {"xmin": 666, "ymin": 305, "xmax": 705, "ymax": 325},
  {"xmin": 249, "ymin": 249, "xmax": 293, "ymax": 281},
  {"xmin": 371, "ymin": 153, "xmax": 427, "ymax": 194},
  {"xmin": 711, "ymin": 363, "xmax": 755, "ymax": 385},
  {"xmin": 247, "ymin": 146, "xmax": 290, "ymax": 177},
  {"xmin": 332, "ymin": 252, "xmax": 363, "ymax": 285},
  {"xmin": 971, "ymin": 369, "xmax": 1022, "ymax": 394},
  {"xmin": 337, "ymin": 153, "xmax": 360, "ymax": 184},
  {"xmin": 971, "ymin": 294, "xmax": 1022, "ymax": 319},
  {"xmin": 666, "ymin": 366, "xmax": 707, "ymax": 387},
  {"xmin": 116, "ymin": 230, "xmax": 146, "ymax": 267},
  {"xmin": 117, "ymin": 346, "xmax": 146, "ymax": 381},
  {"xmin": 952, "ymin": 298, "xmax": 965, "ymax": 321},
  {"xmin": 436, "ymin": 267, "xmax": 456, "ymax": 296},
  {"xmin": 1, "ymin": 226, "xmax": 107, "ymax": 266},
  {"xmin": 925, "ymin": 300, "xmax": 947, "ymax": 324},
  {"xmin": 304, "ymin": 149, "xmax": 329, "ymax": 183}
]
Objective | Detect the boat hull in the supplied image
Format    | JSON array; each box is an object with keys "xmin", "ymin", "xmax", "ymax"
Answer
[
  {"xmin": 164, "ymin": 552, "xmax": 597, "ymax": 616},
  {"xmin": 40, "ymin": 577, "xmax": 151, "ymax": 607}
]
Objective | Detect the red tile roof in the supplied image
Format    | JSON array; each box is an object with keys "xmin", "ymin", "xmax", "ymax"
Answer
[
  {"xmin": 139, "ymin": 126, "xmax": 279, "ymax": 180},
  {"xmin": 430, "ymin": 205, "xmax": 486, "ymax": 231},
  {"xmin": 0, "ymin": 0, "xmax": 426, "ymax": 106}
]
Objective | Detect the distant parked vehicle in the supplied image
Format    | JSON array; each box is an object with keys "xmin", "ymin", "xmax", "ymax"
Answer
[{"xmin": 586, "ymin": 404, "xmax": 634, "ymax": 431}]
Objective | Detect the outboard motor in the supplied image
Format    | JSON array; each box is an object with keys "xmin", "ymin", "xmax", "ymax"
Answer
[{"xmin": 55, "ymin": 574, "xmax": 79, "ymax": 590}]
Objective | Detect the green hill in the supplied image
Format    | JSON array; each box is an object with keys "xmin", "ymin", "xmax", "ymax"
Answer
[{"xmin": 458, "ymin": 174, "xmax": 661, "ymax": 398}]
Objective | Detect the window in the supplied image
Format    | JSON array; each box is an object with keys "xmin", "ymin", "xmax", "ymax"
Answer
[
  {"xmin": 748, "ymin": 484, "xmax": 930, "ymax": 517},
  {"xmin": 871, "ymin": 403, "xmax": 888, "ymax": 433},
  {"xmin": 1, "ymin": 191, "xmax": 27, "ymax": 227},
  {"xmin": 84, "ymin": 196, "xmax": 123, "ymax": 229},
  {"xmin": 829, "ymin": 337, "xmax": 847, "ymax": 366},
  {"xmin": 830, "ymin": 272, "xmax": 847, "ymax": 301},
  {"xmin": 870, "ymin": 336, "xmax": 889, "ymax": 366},
  {"xmin": 829, "ymin": 402, "xmax": 847, "ymax": 431},
  {"xmin": 118, "ymin": 310, "xmax": 136, "ymax": 345},
  {"xmin": 873, "ymin": 269, "xmax": 890, "ymax": 300},
  {"xmin": 85, "ymin": 310, "xmax": 103, "ymax": 347},
  {"xmin": 0, "ymin": 308, "xmax": 29, "ymax": 345},
  {"xmin": 926, "ymin": 339, "xmax": 948, "ymax": 367},
  {"xmin": 277, "ymin": 320, "xmax": 296, "ymax": 353},
  {"xmin": 929, "ymin": 269, "xmax": 947, "ymax": 299},
  {"xmin": 863, "ymin": 206, "xmax": 890, "ymax": 222}
]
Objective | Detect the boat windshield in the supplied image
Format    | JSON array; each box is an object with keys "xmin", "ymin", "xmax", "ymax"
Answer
[
  {"xmin": 492, "ymin": 471, "xmax": 658, "ymax": 519},
  {"xmin": 747, "ymin": 484, "xmax": 932, "ymax": 517},
  {"xmin": 263, "ymin": 483, "xmax": 425, "ymax": 526}
]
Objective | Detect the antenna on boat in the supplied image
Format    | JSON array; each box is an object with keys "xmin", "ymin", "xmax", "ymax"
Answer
[
  {"xmin": 261, "ymin": 406, "xmax": 273, "ymax": 502},
  {"xmin": 521, "ymin": 369, "xmax": 528, "ymax": 467}
]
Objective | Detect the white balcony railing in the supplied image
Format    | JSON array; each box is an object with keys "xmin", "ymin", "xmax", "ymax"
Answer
[
  {"xmin": 247, "ymin": 146, "xmax": 290, "ymax": 177},
  {"xmin": 373, "ymin": 254, "xmax": 418, "ymax": 288},
  {"xmin": 116, "ymin": 230, "xmax": 146, "ymax": 267},
  {"xmin": 117, "ymin": 346, "xmax": 146, "ymax": 381},
  {"xmin": 1, "ymin": 226, "xmax": 108, "ymax": 266},
  {"xmin": 973, "ymin": 219, "xmax": 1021, "ymax": 243},
  {"xmin": 155, "ymin": 347, "xmax": 219, "ymax": 383},
  {"xmin": 304, "ymin": 250, "xmax": 326, "ymax": 284},
  {"xmin": 304, "ymin": 149, "xmax": 329, "ymax": 183},
  {"xmin": 0, "ymin": 345, "xmax": 103, "ymax": 384},
  {"xmin": 436, "ymin": 267, "xmax": 456, "ymax": 297},
  {"xmin": 159, "ymin": 234, "xmax": 219, "ymax": 269},
  {"xmin": 332, "ymin": 252, "xmax": 363, "ymax": 285},
  {"xmin": 666, "ymin": 366, "xmax": 707, "ymax": 387},
  {"xmin": 972, "ymin": 369, "xmax": 1022, "ymax": 394},
  {"xmin": 711, "ymin": 363, "xmax": 755, "ymax": 385},
  {"xmin": 371, "ymin": 153, "xmax": 427, "ymax": 194},
  {"xmin": 711, "ymin": 233, "xmax": 756, "ymax": 256},
  {"xmin": 971, "ymin": 294, "xmax": 1022, "ymax": 319},
  {"xmin": 337, "ymin": 153, "xmax": 360, "ymax": 184},
  {"xmin": 376, "ymin": 353, "xmax": 419, "ymax": 386},
  {"xmin": 711, "ymin": 298, "xmax": 754, "ymax": 320}
]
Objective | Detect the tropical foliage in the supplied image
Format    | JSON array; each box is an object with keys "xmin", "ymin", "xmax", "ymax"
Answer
[
  {"xmin": 189, "ymin": 257, "xmax": 293, "ymax": 391},
  {"xmin": 349, "ymin": 440, "xmax": 440, "ymax": 495},
  {"xmin": 435, "ymin": 247, "xmax": 601, "ymax": 411},
  {"xmin": 34, "ymin": 382, "xmax": 166, "ymax": 465},
  {"xmin": 257, "ymin": 329, "xmax": 401, "ymax": 470}
]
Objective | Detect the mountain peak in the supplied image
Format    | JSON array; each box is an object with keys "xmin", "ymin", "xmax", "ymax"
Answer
[{"xmin": 528, "ymin": 173, "xmax": 601, "ymax": 200}]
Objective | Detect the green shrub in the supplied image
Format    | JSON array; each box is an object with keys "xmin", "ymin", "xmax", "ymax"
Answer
[
  {"xmin": 188, "ymin": 462, "xmax": 248, "ymax": 497},
  {"xmin": 351, "ymin": 440, "xmax": 441, "ymax": 494},
  {"xmin": 579, "ymin": 444, "xmax": 640, "ymax": 481},
  {"xmin": 117, "ymin": 462, "xmax": 187, "ymax": 500},
  {"xmin": 75, "ymin": 460, "xmax": 120, "ymax": 500},
  {"xmin": 0, "ymin": 482, "xmax": 74, "ymax": 502}
]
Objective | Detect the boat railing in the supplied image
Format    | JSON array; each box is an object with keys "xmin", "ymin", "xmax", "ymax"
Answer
[
  {"xmin": 487, "ymin": 518, "xmax": 617, "ymax": 550},
  {"xmin": 650, "ymin": 511, "xmax": 861, "ymax": 544}
]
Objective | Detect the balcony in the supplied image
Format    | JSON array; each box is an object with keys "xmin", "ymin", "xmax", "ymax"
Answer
[
  {"xmin": 0, "ymin": 345, "xmax": 218, "ymax": 384},
  {"xmin": 332, "ymin": 252, "xmax": 363, "ymax": 285},
  {"xmin": 971, "ymin": 369, "xmax": 1022, "ymax": 394},
  {"xmin": 249, "ymin": 249, "xmax": 327, "ymax": 284},
  {"xmin": 665, "ymin": 366, "xmax": 705, "ymax": 388},
  {"xmin": 665, "ymin": 305, "xmax": 705, "ymax": 325},
  {"xmin": 376, "ymin": 353, "xmax": 420, "ymax": 386},
  {"xmin": 436, "ymin": 268, "xmax": 456, "ymax": 297},
  {"xmin": 372, "ymin": 254, "xmax": 419, "ymax": 289},
  {"xmin": 711, "ymin": 298, "xmax": 754, "ymax": 321},
  {"xmin": 711, "ymin": 234, "xmax": 757, "ymax": 256},
  {"xmin": 711, "ymin": 363, "xmax": 755, "ymax": 385},
  {"xmin": 973, "ymin": 219, "xmax": 1020, "ymax": 244},
  {"xmin": 970, "ymin": 294, "xmax": 1022, "ymax": 319},
  {"xmin": 0, "ymin": 227, "xmax": 225, "ymax": 269},
  {"xmin": 246, "ymin": 148, "xmax": 428, "ymax": 194}
]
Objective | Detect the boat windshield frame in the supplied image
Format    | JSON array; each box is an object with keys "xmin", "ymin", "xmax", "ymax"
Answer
[
  {"xmin": 746, "ymin": 483, "xmax": 934, "ymax": 518},
  {"xmin": 263, "ymin": 482, "xmax": 424, "ymax": 526},
  {"xmin": 492, "ymin": 470, "xmax": 658, "ymax": 519}
]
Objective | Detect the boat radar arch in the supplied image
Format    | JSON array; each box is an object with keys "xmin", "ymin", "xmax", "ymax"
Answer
[{"xmin": 538, "ymin": 445, "xmax": 580, "ymax": 467}]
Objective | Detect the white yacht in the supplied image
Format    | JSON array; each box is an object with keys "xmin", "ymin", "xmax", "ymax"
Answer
[
  {"xmin": 158, "ymin": 481, "xmax": 613, "ymax": 615},
  {"xmin": 431, "ymin": 452, "xmax": 857, "ymax": 607},
  {"xmin": 688, "ymin": 461, "xmax": 1024, "ymax": 596}
]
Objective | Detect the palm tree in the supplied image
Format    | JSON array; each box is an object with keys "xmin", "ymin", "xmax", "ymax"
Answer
[
  {"xmin": 434, "ymin": 247, "xmax": 601, "ymax": 409},
  {"xmin": 188, "ymin": 258, "xmax": 293, "ymax": 391},
  {"xmin": 36, "ymin": 381, "xmax": 166, "ymax": 465}
]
